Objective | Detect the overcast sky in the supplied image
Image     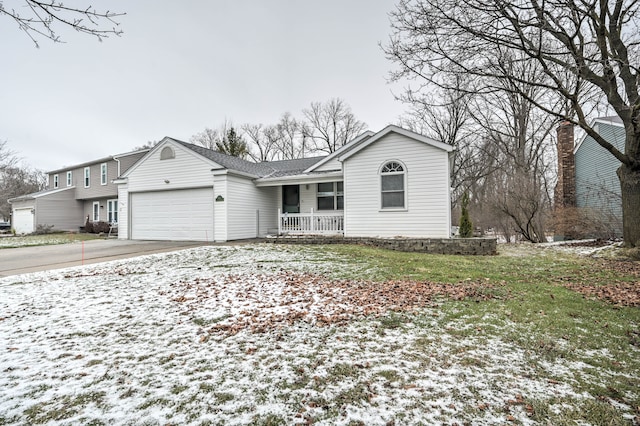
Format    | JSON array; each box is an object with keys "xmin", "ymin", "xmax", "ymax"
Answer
[{"xmin": 1, "ymin": 1, "xmax": 407, "ymax": 172}]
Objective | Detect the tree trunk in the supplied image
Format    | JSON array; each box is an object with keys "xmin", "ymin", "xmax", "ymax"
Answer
[{"xmin": 618, "ymin": 164, "xmax": 640, "ymax": 247}]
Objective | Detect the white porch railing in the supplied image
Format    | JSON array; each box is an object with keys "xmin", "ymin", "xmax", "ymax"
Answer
[{"xmin": 278, "ymin": 209, "xmax": 344, "ymax": 235}]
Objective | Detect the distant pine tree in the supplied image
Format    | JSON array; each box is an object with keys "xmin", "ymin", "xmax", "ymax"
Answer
[
  {"xmin": 459, "ymin": 191, "xmax": 473, "ymax": 238},
  {"xmin": 217, "ymin": 127, "xmax": 249, "ymax": 159}
]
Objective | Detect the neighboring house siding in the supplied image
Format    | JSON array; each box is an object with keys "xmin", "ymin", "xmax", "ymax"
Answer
[
  {"xmin": 226, "ymin": 175, "xmax": 278, "ymax": 240},
  {"xmin": 36, "ymin": 190, "xmax": 83, "ymax": 231},
  {"xmin": 117, "ymin": 152, "xmax": 147, "ymax": 176},
  {"xmin": 574, "ymin": 122, "xmax": 624, "ymax": 235},
  {"xmin": 74, "ymin": 161, "xmax": 119, "ymax": 199},
  {"xmin": 343, "ymin": 133, "xmax": 450, "ymax": 238},
  {"xmin": 83, "ymin": 198, "xmax": 113, "ymax": 223}
]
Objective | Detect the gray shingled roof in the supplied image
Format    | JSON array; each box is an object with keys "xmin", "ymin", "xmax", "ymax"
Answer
[
  {"xmin": 174, "ymin": 139, "xmax": 326, "ymax": 178},
  {"xmin": 263, "ymin": 157, "xmax": 326, "ymax": 177}
]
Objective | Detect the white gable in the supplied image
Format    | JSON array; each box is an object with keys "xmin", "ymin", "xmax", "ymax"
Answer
[{"xmin": 122, "ymin": 138, "xmax": 220, "ymax": 192}]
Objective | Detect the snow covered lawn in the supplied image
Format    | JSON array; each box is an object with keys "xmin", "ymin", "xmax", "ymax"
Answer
[
  {"xmin": 0, "ymin": 234, "xmax": 98, "ymax": 249},
  {"xmin": 0, "ymin": 244, "xmax": 637, "ymax": 425}
]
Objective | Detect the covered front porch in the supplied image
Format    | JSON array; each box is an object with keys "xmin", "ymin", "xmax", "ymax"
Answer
[{"xmin": 255, "ymin": 171, "xmax": 344, "ymax": 236}]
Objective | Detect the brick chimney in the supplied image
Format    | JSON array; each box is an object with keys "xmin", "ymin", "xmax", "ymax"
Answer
[{"xmin": 555, "ymin": 121, "xmax": 576, "ymax": 208}]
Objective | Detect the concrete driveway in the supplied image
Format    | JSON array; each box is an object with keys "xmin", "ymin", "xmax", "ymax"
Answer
[{"xmin": 0, "ymin": 240, "xmax": 208, "ymax": 277}]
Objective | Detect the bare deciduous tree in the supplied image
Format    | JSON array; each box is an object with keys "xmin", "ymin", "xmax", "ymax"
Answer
[
  {"xmin": 241, "ymin": 123, "xmax": 280, "ymax": 162},
  {"xmin": 1, "ymin": 0, "xmax": 124, "ymax": 47},
  {"xmin": 386, "ymin": 0, "xmax": 640, "ymax": 246},
  {"xmin": 303, "ymin": 98, "xmax": 367, "ymax": 154},
  {"xmin": 190, "ymin": 127, "xmax": 221, "ymax": 151},
  {"xmin": 0, "ymin": 141, "xmax": 46, "ymax": 220}
]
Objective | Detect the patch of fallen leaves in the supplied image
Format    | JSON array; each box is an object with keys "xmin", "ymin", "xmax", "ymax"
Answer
[
  {"xmin": 168, "ymin": 272, "xmax": 505, "ymax": 336},
  {"xmin": 554, "ymin": 258, "xmax": 640, "ymax": 307},
  {"xmin": 563, "ymin": 281, "xmax": 640, "ymax": 307}
]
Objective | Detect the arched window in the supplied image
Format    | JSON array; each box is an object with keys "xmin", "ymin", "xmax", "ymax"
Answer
[
  {"xmin": 160, "ymin": 146, "xmax": 175, "ymax": 160},
  {"xmin": 380, "ymin": 161, "xmax": 405, "ymax": 209}
]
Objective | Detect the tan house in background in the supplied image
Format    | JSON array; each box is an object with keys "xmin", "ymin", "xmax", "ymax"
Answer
[{"xmin": 9, "ymin": 149, "xmax": 148, "ymax": 234}]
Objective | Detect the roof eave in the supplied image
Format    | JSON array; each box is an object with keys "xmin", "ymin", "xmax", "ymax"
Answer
[{"xmin": 254, "ymin": 170, "xmax": 344, "ymax": 187}]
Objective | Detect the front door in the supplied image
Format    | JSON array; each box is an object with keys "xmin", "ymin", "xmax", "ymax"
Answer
[{"xmin": 282, "ymin": 185, "xmax": 300, "ymax": 213}]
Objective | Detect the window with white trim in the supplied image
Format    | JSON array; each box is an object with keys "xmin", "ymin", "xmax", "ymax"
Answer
[
  {"xmin": 84, "ymin": 167, "xmax": 90, "ymax": 188},
  {"xmin": 317, "ymin": 182, "xmax": 344, "ymax": 210},
  {"xmin": 92, "ymin": 201, "xmax": 100, "ymax": 221},
  {"xmin": 107, "ymin": 199, "xmax": 118, "ymax": 223},
  {"xmin": 100, "ymin": 163, "xmax": 107, "ymax": 185},
  {"xmin": 380, "ymin": 161, "xmax": 405, "ymax": 209},
  {"xmin": 66, "ymin": 171, "xmax": 72, "ymax": 186},
  {"xmin": 53, "ymin": 174, "xmax": 59, "ymax": 189}
]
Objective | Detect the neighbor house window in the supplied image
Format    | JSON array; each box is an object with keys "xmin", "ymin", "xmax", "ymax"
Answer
[
  {"xmin": 66, "ymin": 171, "xmax": 72, "ymax": 187},
  {"xmin": 380, "ymin": 161, "xmax": 405, "ymax": 209},
  {"xmin": 317, "ymin": 182, "xmax": 344, "ymax": 210},
  {"xmin": 84, "ymin": 167, "xmax": 90, "ymax": 188},
  {"xmin": 92, "ymin": 201, "xmax": 100, "ymax": 221},
  {"xmin": 100, "ymin": 163, "xmax": 107, "ymax": 185},
  {"xmin": 53, "ymin": 174, "xmax": 59, "ymax": 189},
  {"xmin": 107, "ymin": 199, "xmax": 118, "ymax": 223},
  {"xmin": 160, "ymin": 146, "xmax": 175, "ymax": 160}
]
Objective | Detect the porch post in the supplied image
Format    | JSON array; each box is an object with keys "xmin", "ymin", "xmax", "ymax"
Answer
[
  {"xmin": 310, "ymin": 208, "xmax": 314, "ymax": 233},
  {"xmin": 278, "ymin": 208, "xmax": 281, "ymax": 235}
]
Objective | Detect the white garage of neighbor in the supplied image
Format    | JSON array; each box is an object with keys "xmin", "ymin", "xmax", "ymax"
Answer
[
  {"xmin": 130, "ymin": 188, "xmax": 214, "ymax": 241},
  {"xmin": 12, "ymin": 208, "xmax": 34, "ymax": 234}
]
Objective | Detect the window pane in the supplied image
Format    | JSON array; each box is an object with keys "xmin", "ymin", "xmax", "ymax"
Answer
[
  {"xmin": 318, "ymin": 182, "xmax": 333, "ymax": 193},
  {"xmin": 317, "ymin": 196, "xmax": 335, "ymax": 210},
  {"xmin": 382, "ymin": 174, "xmax": 403, "ymax": 191},
  {"xmin": 336, "ymin": 181, "xmax": 343, "ymax": 193},
  {"xmin": 382, "ymin": 192, "xmax": 404, "ymax": 208},
  {"xmin": 337, "ymin": 196, "xmax": 344, "ymax": 210}
]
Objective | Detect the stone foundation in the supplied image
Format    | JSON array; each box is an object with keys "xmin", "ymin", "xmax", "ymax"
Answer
[{"xmin": 266, "ymin": 235, "xmax": 497, "ymax": 255}]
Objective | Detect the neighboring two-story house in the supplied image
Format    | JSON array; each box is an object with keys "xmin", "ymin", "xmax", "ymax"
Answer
[
  {"xmin": 555, "ymin": 116, "xmax": 624, "ymax": 238},
  {"xmin": 9, "ymin": 149, "xmax": 148, "ymax": 234}
]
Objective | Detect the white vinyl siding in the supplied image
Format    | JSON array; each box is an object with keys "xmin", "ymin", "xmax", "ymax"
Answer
[
  {"xmin": 343, "ymin": 133, "xmax": 450, "ymax": 238},
  {"xmin": 226, "ymin": 175, "xmax": 278, "ymax": 240},
  {"xmin": 124, "ymin": 142, "xmax": 216, "ymax": 193},
  {"xmin": 66, "ymin": 171, "xmax": 72, "ymax": 187},
  {"xmin": 100, "ymin": 163, "xmax": 108, "ymax": 185},
  {"xmin": 130, "ymin": 188, "xmax": 214, "ymax": 241}
]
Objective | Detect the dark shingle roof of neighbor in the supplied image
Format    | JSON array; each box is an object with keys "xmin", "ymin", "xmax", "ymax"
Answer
[{"xmin": 173, "ymin": 139, "xmax": 326, "ymax": 178}]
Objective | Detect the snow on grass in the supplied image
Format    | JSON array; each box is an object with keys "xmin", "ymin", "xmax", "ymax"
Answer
[
  {"xmin": 0, "ymin": 234, "xmax": 88, "ymax": 249},
  {"xmin": 0, "ymin": 244, "xmax": 630, "ymax": 425}
]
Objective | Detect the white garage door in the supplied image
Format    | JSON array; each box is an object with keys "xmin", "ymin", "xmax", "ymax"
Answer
[
  {"xmin": 13, "ymin": 208, "xmax": 34, "ymax": 234},
  {"xmin": 131, "ymin": 188, "xmax": 214, "ymax": 241}
]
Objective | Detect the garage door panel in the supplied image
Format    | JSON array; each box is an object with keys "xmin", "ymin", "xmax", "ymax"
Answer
[
  {"xmin": 13, "ymin": 208, "xmax": 34, "ymax": 234},
  {"xmin": 131, "ymin": 189, "xmax": 214, "ymax": 241}
]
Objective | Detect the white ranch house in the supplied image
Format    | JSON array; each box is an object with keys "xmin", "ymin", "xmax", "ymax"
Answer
[{"xmin": 115, "ymin": 125, "xmax": 454, "ymax": 242}]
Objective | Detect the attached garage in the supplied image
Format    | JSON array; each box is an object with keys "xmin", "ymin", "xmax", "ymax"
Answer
[
  {"xmin": 130, "ymin": 188, "xmax": 214, "ymax": 241},
  {"xmin": 12, "ymin": 207, "xmax": 34, "ymax": 234}
]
